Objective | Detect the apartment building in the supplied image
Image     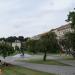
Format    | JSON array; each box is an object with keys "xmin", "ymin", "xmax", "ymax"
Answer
[
  {"xmin": 51, "ymin": 24, "xmax": 73, "ymax": 39},
  {"xmin": 31, "ymin": 35, "xmax": 41, "ymax": 40},
  {"xmin": 31, "ymin": 24, "xmax": 73, "ymax": 40}
]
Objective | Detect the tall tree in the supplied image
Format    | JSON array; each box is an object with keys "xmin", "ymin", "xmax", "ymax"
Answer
[
  {"xmin": 40, "ymin": 31, "xmax": 60, "ymax": 61},
  {"xmin": 6, "ymin": 36, "xmax": 17, "ymax": 42},
  {"xmin": 66, "ymin": 9, "xmax": 75, "ymax": 29},
  {"xmin": 65, "ymin": 9, "xmax": 75, "ymax": 57},
  {"xmin": 18, "ymin": 36, "xmax": 24, "ymax": 42}
]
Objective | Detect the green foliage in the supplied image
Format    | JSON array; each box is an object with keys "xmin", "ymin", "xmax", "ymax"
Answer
[
  {"xmin": 15, "ymin": 46, "xmax": 20, "ymax": 53},
  {"xmin": 65, "ymin": 32, "xmax": 75, "ymax": 50},
  {"xmin": 0, "ymin": 43, "xmax": 15, "ymax": 59},
  {"xmin": 5, "ymin": 36, "xmax": 17, "ymax": 42},
  {"xmin": 18, "ymin": 36, "xmax": 24, "ymax": 42},
  {"xmin": 22, "ymin": 59, "xmax": 70, "ymax": 66},
  {"xmin": 62, "ymin": 9, "xmax": 75, "ymax": 57},
  {"xmin": 25, "ymin": 32, "xmax": 60, "ymax": 61},
  {"xmin": 40, "ymin": 32, "xmax": 60, "ymax": 53},
  {"xmin": 40, "ymin": 32, "xmax": 60, "ymax": 61},
  {"xmin": 1, "ymin": 65, "xmax": 54, "ymax": 75},
  {"xmin": 15, "ymin": 44, "xmax": 26, "ymax": 56},
  {"xmin": 20, "ymin": 46, "xmax": 25, "ymax": 56},
  {"xmin": 0, "ymin": 36, "xmax": 25, "ymax": 43},
  {"xmin": 60, "ymin": 32, "xmax": 75, "ymax": 57},
  {"xmin": 67, "ymin": 9, "xmax": 75, "ymax": 29},
  {"xmin": 26, "ymin": 39, "xmax": 39, "ymax": 53}
]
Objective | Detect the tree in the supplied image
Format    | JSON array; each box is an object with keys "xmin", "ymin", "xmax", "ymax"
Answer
[
  {"xmin": 66, "ymin": 10, "xmax": 75, "ymax": 29},
  {"xmin": 64, "ymin": 32, "xmax": 75, "ymax": 57},
  {"xmin": 59, "ymin": 37, "xmax": 72, "ymax": 55},
  {"xmin": 40, "ymin": 32, "xmax": 60, "ymax": 61},
  {"xmin": 26, "ymin": 39, "xmax": 39, "ymax": 54},
  {"xmin": 6, "ymin": 36, "xmax": 17, "ymax": 43},
  {"xmin": 24, "ymin": 37, "xmax": 30, "ymax": 41},
  {"xmin": 0, "ymin": 38, "xmax": 6, "ymax": 41},
  {"xmin": 59, "ymin": 31, "xmax": 75, "ymax": 58},
  {"xmin": 20, "ymin": 42, "xmax": 26, "ymax": 56},
  {"xmin": 18, "ymin": 36, "xmax": 24, "ymax": 42},
  {"xmin": 15, "ymin": 46, "xmax": 20, "ymax": 53},
  {"xmin": 0, "ymin": 43, "xmax": 15, "ymax": 59},
  {"xmin": 65, "ymin": 9, "xmax": 75, "ymax": 57}
]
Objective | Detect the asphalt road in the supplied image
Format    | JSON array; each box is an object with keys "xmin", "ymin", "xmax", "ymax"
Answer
[{"xmin": 0, "ymin": 55, "xmax": 75, "ymax": 75}]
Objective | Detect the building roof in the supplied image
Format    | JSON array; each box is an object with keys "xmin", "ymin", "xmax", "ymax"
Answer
[
  {"xmin": 54, "ymin": 23, "xmax": 71, "ymax": 31},
  {"xmin": 31, "ymin": 23, "xmax": 71, "ymax": 40}
]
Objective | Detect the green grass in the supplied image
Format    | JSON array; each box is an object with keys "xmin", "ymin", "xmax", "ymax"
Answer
[
  {"xmin": 63, "ymin": 57, "xmax": 75, "ymax": 60},
  {"xmin": 0, "ymin": 65, "xmax": 55, "ymax": 75},
  {"xmin": 17, "ymin": 59, "xmax": 70, "ymax": 66},
  {"xmin": 62, "ymin": 55, "xmax": 75, "ymax": 60}
]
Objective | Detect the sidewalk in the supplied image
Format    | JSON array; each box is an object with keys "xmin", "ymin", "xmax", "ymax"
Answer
[{"xmin": 7, "ymin": 61, "xmax": 75, "ymax": 75}]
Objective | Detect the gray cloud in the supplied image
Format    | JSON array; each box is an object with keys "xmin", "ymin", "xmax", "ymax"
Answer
[{"xmin": 0, "ymin": 0, "xmax": 75, "ymax": 37}]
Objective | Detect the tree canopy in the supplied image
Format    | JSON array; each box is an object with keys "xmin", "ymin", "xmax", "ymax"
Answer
[
  {"xmin": 0, "ymin": 43, "xmax": 15, "ymax": 59},
  {"xmin": 26, "ymin": 39, "xmax": 39, "ymax": 53},
  {"xmin": 62, "ymin": 9, "xmax": 75, "ymax": 57},
  {"xmin": 40, "ymin": 31, "xmax": 60, "ymax": 61},
  {"xmin": 66, "ymin": 9, "xmax": 75, "ymax": 29}
]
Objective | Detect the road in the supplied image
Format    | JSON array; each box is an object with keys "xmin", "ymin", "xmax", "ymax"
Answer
[{"xmin": 0, "ymin": 55, "xmax": 75, "ymax": 75}]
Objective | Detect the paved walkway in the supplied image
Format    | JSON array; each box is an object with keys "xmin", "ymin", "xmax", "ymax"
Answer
[{"xmin": 59, "ymin": 60, "xmax": 75, "ymax": 67}]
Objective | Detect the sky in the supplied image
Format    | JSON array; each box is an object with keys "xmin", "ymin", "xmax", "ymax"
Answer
[{"xmin": 0, "ymin": 0, "xmax": 75, "ymax": 38}]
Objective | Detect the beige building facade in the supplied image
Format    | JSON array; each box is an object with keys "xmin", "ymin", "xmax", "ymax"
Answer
[
  {"xmin": 31, "ymin": 24, "xmax": 73, "ymax": 40},
  {"xmin": 12, "ymin": 40, "xmax": 21, "ymax": 49},
  {"xmin": 51, "ymin": 24, "xmax": 73, "ymax": 39}
]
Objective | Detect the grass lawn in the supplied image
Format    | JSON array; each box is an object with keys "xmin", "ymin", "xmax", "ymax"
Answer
[
  {"xmin": 17, "ymin": 59, "xmax": 70, "ymax": 66},
  {"xmin": 62, "ymin": 55, "xmax": 75, "ymax": 60},
  {"xmin": 0, "ymin": 65, "xmax": 55, "ymax": 75}
]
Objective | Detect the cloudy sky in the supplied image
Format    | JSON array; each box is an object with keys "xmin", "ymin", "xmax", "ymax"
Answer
[{"xmin": 0, "ymin": 0, "xmax": 75, "ymax": 38}]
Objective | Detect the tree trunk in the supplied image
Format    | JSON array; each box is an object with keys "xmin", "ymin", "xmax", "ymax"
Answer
[
  {"xmin": 43, "ymin": 50, "xmax": 47, "ymax": 61},
  {"xmin": 22, "ymin": 52, "xmax": 24, "ymax": 56}
]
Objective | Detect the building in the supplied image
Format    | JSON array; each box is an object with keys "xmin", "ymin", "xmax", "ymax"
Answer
[
  {"xmin": 12, "ymin": 40, "xmax": 21, "ymax": 49},
  {"xmin": 51, "ymin": 24, "xmax": 73, "ymax": 39},
  {"xmin": 31, "ymin": 23, "xmax": 74, "ymax": 40},
  {"xmin": 0, "ymin": 40, "xmax": 11, "ymax": 46},
  {"xmin": 31, "ymin": 35, "xmax": 41, "ymax": 40},
  {"xmin": 0, "ymin": 40, "xmax": 21, "ymax": 49},
  {"xmin": 0, "ymin": 40, "xmax": 5, "ymax": 44},
  {"xmin": 31, "ymin": 31, "xmax": 49, "ymax": 40}
]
